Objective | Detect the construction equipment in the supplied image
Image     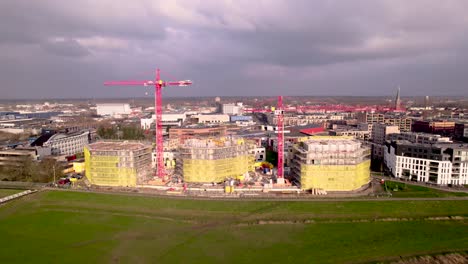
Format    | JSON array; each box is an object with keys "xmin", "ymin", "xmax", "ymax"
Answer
[
  {"xmin": 241, "ymin": 96, "xmax": 286, "ymax": 183},
  {"xmin": 104, "ymin": 69, "xmax": 192, "ymax": 181}
]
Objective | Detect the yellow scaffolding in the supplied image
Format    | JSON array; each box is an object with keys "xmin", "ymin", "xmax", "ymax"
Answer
[
  {"xmin": 182, "ymin": 154, "xmax": 254, "ymax": 183},
  {"xmin": 299, "ymin": 160, "xmax": 370, "ymax": 191},
  {"xmin": 84, "ymin": 146, "xmax": 138, "ymax": 187}
]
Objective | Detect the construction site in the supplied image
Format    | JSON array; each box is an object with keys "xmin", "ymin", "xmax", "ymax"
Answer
[
  {"xmin": 84, "ymin": 141, "xmax": 152, "ymax": 187},
  {"xmin": 175, "ymin": 137, "xmax": 255, "ymax": 183},
  {"xmin": 87, "ymin": 69, "xmax": 376, "ymax": 196},
  {"xmin": 291, "ymin": 136, "xmax": 371, "ymax": 192}
]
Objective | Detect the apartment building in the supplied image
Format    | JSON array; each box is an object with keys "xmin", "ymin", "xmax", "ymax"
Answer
[
  {"xmin": 31, "ymin": 130, "xmax": 90, "ymax": 156},
  {"xmin": 388, "ymin": 132, "xmax": 452, "ymax": 144},
  {"xmin": 384, "ymin": 141, "xmax": 468, "ymax": 185},
  {"xmin": 357, "ymin": 112, "xmax": 412, "ymax": 132}
]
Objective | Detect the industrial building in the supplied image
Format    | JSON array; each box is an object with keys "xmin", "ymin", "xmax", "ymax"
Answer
[
  {"xmin": 291, "ymin": 136, "xmax": 371, "ymax": 191},
  {"xmin": 84, "ymin": 141, "xmax": 152, "ymax": 187},
  {"xmin": 175, "ymin": 137, "xmax": 255, "ymax": 183},
  {"xmin": 96, "ymin": 103, "xmax": 131, "ymax": 116},
  {"xmin": 384, "ymin": 141, "xmax": 468, "ymax": 185}
]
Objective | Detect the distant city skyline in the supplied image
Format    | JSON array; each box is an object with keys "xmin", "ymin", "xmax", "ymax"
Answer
[{"xmin": 1, "ymin": 1, "xmax": 468, "ymax": 99}]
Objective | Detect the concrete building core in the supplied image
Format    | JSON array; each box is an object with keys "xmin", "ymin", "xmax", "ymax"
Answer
[
  {"xmin": 84, "ymin": 141, "xmax": 152, "ymax": 187},
  {"xmin": 176, "ymin": 137, "xmax": 255, "ymax": 183},
  {"xmin": 291, "ymin": 136, "xmax": 371, "ymax": 191}
]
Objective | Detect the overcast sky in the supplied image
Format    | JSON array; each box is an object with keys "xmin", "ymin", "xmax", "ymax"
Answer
[{"xmin": 1, "ymin": 0, "xmax": 468, "ymax": 99}]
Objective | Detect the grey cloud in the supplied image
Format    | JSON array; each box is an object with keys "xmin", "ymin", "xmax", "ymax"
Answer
[
  {"xmin": 41, "ymin": 38, "xmax": 90, "ymax": 57},
  {"xmin": 1, "ymin": 0, "xmax": 468, "ymax": 99}
]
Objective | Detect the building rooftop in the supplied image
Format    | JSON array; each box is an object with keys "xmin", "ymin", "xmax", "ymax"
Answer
[
  {"xmin": 88, "ymin": 141, "xmax": 149, "ymax": 151},
  {"xmin": 389, "ymin": 140, "xmax": 468, "ymax": 149}
]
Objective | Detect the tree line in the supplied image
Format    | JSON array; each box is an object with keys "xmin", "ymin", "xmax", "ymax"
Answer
[
  {"xmin": 97, "ymin": 125, "xmax": 148, "ymax": 140},
  {"xmin": 0, "ymin": 157, "xmax": 64, "ymax": 183}
]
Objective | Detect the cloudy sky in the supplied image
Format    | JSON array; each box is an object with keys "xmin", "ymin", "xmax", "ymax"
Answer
[{"xmin": 1, "ymin": 0, "xmax": 468, "ymax": 99}]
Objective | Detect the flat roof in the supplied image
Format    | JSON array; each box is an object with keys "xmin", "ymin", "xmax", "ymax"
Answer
[{"xmin": 88, "ymin": 141, "xmax": 149, "ymax": 151}]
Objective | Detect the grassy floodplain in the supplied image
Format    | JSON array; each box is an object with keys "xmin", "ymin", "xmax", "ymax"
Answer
[
  {"xmin": 0, "ymin": 188, "xmax": 22, "ymax": 198},
  {"xmin": 0, "ymin": 190, "xmax": 467, "ymax": 263},
  {"xmin": 385, "ymin": 181, "xmax": 468, "ymax": 198}
]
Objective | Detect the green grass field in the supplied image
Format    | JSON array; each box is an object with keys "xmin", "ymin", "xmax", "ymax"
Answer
[
  {"xmin": 0, "ymin": 191, "xmax": 467, "ymax": 263},
  {"xmin": 0, "ymin": 188, "xmax": 22, "ymax": 198},
  {"xmin": 385, "ymin": 181, "xmax": 468, "ymax": 198}
]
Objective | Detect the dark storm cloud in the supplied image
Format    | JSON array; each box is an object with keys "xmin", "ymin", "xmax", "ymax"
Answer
[{"xmin": 1, "ymin": 0, "xmax": 468, "ymax": 99}]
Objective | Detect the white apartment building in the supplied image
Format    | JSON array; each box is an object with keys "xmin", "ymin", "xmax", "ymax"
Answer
[
  {"xmin": 43, "ymin": 131, "xmax": 90, "ymax": 156},
  {"xmin": 384, "ymin": 141, "xmax": 468, "ymax": 185}
]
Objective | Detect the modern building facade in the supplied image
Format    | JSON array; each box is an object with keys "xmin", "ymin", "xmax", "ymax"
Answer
[
  {"xmin": 31, "ymin": 130, "xmax": 90, "ymax": 156},
  {"xmin": 291, "ymin": 136, "xmax": 371, "ymax": 191},
  {"xmin": 388, "ymin": 132, "xmax": 452, "ymax": 144},
  {"xmin": 384, "ymin": 141, "xmax": 468, "ymax": 185},
  {"xmin": 84, "ymin": 141, "xmax": 152, "ymax": 187}
]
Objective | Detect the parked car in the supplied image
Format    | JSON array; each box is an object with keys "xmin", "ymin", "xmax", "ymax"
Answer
[
  {"xmin": 71, "ymin": 173, "xmax": 83, "ymax": 180},
  {"xmin": 58, "ymin": 178, "xmax": 70, "ymax": 185}
]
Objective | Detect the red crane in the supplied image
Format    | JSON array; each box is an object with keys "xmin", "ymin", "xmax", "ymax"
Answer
[
  {"xmin": 241, "ymin": 96, "xmax": 286, "ymax": 183},
  {"xmin": 275, "ymin": 96, "xmax": 285, "ymax": 182},
  {"xmin": 104, "ymin": 68, "xmax": 192, "ymax": 181}
]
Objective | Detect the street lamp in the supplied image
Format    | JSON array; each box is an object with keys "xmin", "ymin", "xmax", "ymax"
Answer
[{"xmin": 53, "ymin": 164, "xmax": 56, "ymax": 187}]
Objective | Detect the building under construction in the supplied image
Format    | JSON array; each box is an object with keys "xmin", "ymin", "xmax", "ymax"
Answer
[
  {"xmin": 291, "ymin": 136, "xmax": 370, "ymax": 191},
  {"xmin": 84, "ymin": 141, "xmax": 152, "ymax": 187},
  {"xmin": 176, "ymin": 137, "xmax": 255, "ymax": 183}
]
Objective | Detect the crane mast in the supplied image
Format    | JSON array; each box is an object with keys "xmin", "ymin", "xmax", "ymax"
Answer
[{"xmin": 104, "ymin": 68, "xmax": 192, "ymax": 181}]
